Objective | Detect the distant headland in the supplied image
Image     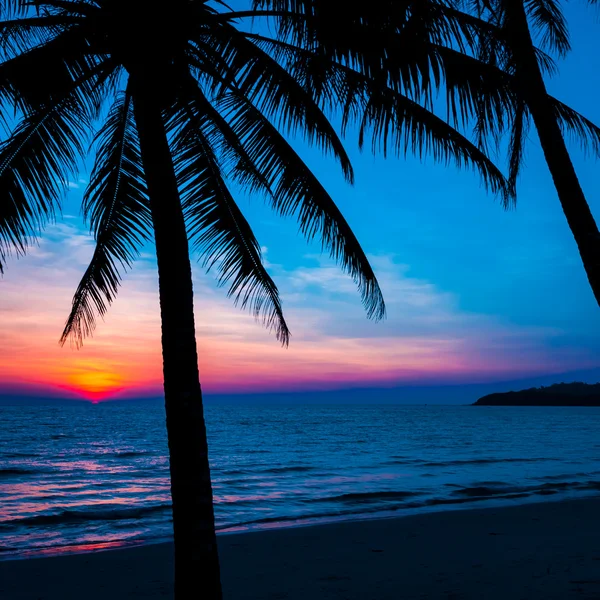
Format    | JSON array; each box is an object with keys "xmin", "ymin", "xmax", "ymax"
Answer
[{"xmin": 473, "ymin": 382, "xmax": 600, "ymax": 406}]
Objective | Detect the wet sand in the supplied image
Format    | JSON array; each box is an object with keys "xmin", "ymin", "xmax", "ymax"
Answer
[{"xmin": 2, "ymin": 497, "xmax": 600, "ymax": 599}]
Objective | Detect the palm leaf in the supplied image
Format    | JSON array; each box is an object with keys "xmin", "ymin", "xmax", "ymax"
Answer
[
  {"xmin": 240, "ymin": 31, "xmax": 512, "ymax": 206},
  {"xmin": 171, "ymin": 101, "xmax": 291, "ymax": 345},
  {"xmin": 216, "ymin": 90, "xmax": 386, "ymax": 320},
  {"xmin": 551, "ymin": 97, "xmax": 600, "ymax": 156},
  {"xmin": 0, "ymin": 15, "xmax": 77, "ymax": 58},
  {"xmin": 1, "ymin": 0, "xmax": 30, "ymax": 18},
  {"xmin": 60, "ymin": 90, "xmax": 151, "ymax": 347},
  {"xmin": 0, "ymin": 92, "xmax": 89, "ymax": 273},
  {"xmin": 194, "ymin": 24, "xmax": 355, "ymax": 183},
  {"xmin": 523, "ymin": 0, "xmax": 570, "ymax": 57},
  {"xmin": 356, "ymin": 82, "xmax": 512, "ymax": 206},
  {"xmin": 507, "ymin": 100, "xmax": 529, "ymax": 198},
  {"xmin": 0, "ymin": 23, "xmax": 94, "ymax": 112},
  {"xmin": 166, "ymin": 74, "xmax": 275, "ymax": 198}
]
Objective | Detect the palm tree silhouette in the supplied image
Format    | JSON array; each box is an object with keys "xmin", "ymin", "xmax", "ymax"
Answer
[
  {"xmin": 0, "ymin": 1, "xmax": 519, "ymax": 598},
  {"xmin": 256, "ymin": 0, "xmax": 600, "ymax": 307},
  {"xmin": 460, "ymin": 0, "xmax": 600, "ymax": 305}
]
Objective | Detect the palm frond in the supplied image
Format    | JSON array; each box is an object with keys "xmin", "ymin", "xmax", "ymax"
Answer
[
  {"xmin": 534, "ymin": 46, "xmax": 557, "ymax": 76},
  {"xmin": 34, "ymin": 1, "xmax": 98, "ymax": 16},
  {"xmin": 166, "ymin": 74, "xmax": 275, "ymax": 197},
  {"xmin": 238, "ymin": 31, "xmax": 512, "ymax": 205},
  {"xmin": 524, "ymin": 0, "xmax": 570, "ymax": 56},
  {"xmin": 507, "ymin": 101, "xmax": 529, "ymax": 199},
  {"xmin": 0, "ymin": 24, "xmax": 94, "ymax": 111},
  {"xmin": 551, "ymin": 97, "xmax": 600, "ymax": 156},
  {"xmin": 355, "ymin": 82, "xmax": 512, "ymax": 206},
  {"xmin": 247, "ymin": 2, "xmax": 472, "ymax": 100},
  {"xmin": 60, "ymin": 90, "xmax": 151, "ymax": 347},
  {"xmin": 439, "ymin": 40, "xmax": 515, "ymax": 153},
  {"xmin": 216, "ymin": 90, "xmax": 386, "ymax": 320},
  {"xmin": 1, "ymin": 0, "xmax": 30, "ymax": 18},
  {"xmin": 195, "ymin": 25, "xmax": 355, "ymax": 183},
  {"xmin": 0, "ymin": 15, "xmax": 77, "ymax": 59},
  {"xmin": 172, "ymin": 104, "xmax": 291, "ymax": 345},
  {"xmin": 0, "ymin": 92, "xmax": 88, "ymax": 273}
]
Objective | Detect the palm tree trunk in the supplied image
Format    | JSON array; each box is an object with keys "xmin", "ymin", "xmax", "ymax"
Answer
[
  {"xmin": 132, "ymin": 89, "xmax": 223, "ymax": 600},
  {"xmin": 504, "ymin": 0, "xmax": 600, "ymax": 307}
]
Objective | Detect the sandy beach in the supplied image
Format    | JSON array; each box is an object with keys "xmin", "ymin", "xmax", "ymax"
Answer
[{"xmin": 2, "ymin": 497, "xmax": 600, "ymax": 600}]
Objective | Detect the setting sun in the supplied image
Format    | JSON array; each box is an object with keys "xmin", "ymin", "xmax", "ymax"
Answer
[{"xmin": 66, "ymin": 368, "xmax": 124, "ymax": 401}]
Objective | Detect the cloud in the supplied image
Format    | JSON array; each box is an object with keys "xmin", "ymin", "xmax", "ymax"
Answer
[{"xmin": 0, "ymin": 221, "xmax": 597, "ymax": 400}]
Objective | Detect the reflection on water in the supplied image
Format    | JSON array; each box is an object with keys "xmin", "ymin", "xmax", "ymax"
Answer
[
  {"xmin": 20, "ymin": 539, "xmax": 138, "ymax": 558},
  {"xmin": 2, "ymin": 403, "xmax": 600, "ymax": 558}
]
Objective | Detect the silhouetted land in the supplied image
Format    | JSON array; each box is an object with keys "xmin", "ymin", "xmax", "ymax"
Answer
[{"xmin": 473, "ymin": 382, "xmax": 600, "ymax": 406}]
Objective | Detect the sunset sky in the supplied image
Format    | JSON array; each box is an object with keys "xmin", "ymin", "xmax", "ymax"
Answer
[{"xmin": 1, "ymin": 3, "xmax": 599, "ymax": 402}]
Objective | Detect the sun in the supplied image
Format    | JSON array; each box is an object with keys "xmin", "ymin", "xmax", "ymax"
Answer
[{"xmin": 66, "ymin": 369, "xmax": 124, "ymax": 402}]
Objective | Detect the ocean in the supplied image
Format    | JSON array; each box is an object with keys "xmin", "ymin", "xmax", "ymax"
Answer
[{"xmin": 1, "ymin": 403, "xmax": 600, "ymax": 559}]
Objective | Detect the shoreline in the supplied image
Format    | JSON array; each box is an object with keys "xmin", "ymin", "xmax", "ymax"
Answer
[
  {"xmin": 3, "ymin": 490, "xmax": 600, "ymax": 561},
  {"xmin": 4, "ymin": 490, "xmax": 599, "ymax": 562},
  {"xmin": 3, "ymin": 496, "xmax": 600, "ymax": 599}
]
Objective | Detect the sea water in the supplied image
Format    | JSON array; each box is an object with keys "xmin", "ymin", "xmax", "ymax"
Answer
[{"xmin": 1, "ymin": 403, "xmax": 599, "ymax": 558}]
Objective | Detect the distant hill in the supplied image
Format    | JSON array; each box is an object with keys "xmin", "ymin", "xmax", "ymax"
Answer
[
  {"xmin": 2, "ymin": 369, "xmax": 600, "ymax": 406},
  {"xmin": 473, "ymin": 382, "xmax": 600, "ymax": 406}
]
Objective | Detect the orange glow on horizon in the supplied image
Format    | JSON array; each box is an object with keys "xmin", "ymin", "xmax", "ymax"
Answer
[{"xmin": 63, "ymin": 362, "xmax": 126, "ymax": 401}]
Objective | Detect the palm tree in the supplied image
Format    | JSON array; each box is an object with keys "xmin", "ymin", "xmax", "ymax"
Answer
[
  {"xmin": 458, "ymin": 0, "xmax": 600, "ymax": 305},
  {"xmin": 0, "ymin": 1, "xmax": 515, "ymax": 598},
  {"xmin": 255, "ymin": 0, "xmax": 600, "ymax": 307}
]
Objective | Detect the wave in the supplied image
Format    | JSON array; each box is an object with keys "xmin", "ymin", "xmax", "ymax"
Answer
[
  {"xmin": 129, "ymin": 469, "xmax": 169, "ymax": 479},
  {"xmin": 220, "ymin": 469, "xmax": 250, "ymax": 476},
  {"xmin": 301, "ymin": 479, "xmax": 600, "ymax": 515},
  {"xmin": 477, "ymin": 480, "xmax": 509, "ymax": 486},
  {"xmin": 4, "ymin": 480, "xmax": 600, "ymax": 547},
  {"xmin": 3, "ymin": 452, "xmax": 38, "ymax": 459},
  {"xmin": 221, "ymin": 477, "xmax": 600, "ymax": 532},
  {"xmin": 0, "ymin": 468, "xmax": 39, "ymax": 477},
  {"xmin": 217, "ymin": 465, "xmax": 318, "ymax": 478},
  {"xmin": 538, "ymin": 472, "xmax": 600, "ymax": 481},
  {"xmin": 262, "ymin": 466, "xmax": 314, "ymax": 474},
  {"xmin": 1, "ymin": 504, "xmax": 172, "ymax": 528},
  {"xmin": 309, "ymin": 491, "xmax": 418, "ymax": 504},
  {"xmin": 449, "ymin": 480, "xmax": 600, "ymax": 499},
  {"xmin": 451, "ymin": 486, "xmax": 515, "ymax": 497},
  {"xmin": 219, "ymin": 504, "xmax": 411, "ymax": 530},
  {"xmin": 114, "ymin": 451, "xmax": 148, "ymax": 459},
  {"xmin": 418, "ymin": 457, "xmax": 556, "ymax": 468},
  {"xmin": 383, "ymin": 457, "xmax": 556, "ymax": 467},
  {"xmin": 421, "ymin": 493, "xmax": 531, "ymax": 508}
]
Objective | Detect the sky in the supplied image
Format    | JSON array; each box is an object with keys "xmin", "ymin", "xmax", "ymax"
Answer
[{"xmin": 1, "ymin": 3, "xmax": 599, "ymax": 402}]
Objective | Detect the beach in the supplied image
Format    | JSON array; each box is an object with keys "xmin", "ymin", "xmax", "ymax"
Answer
[{"xmin": 2, "ymin": 497, "xmax": 600, "ymax": 600}]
